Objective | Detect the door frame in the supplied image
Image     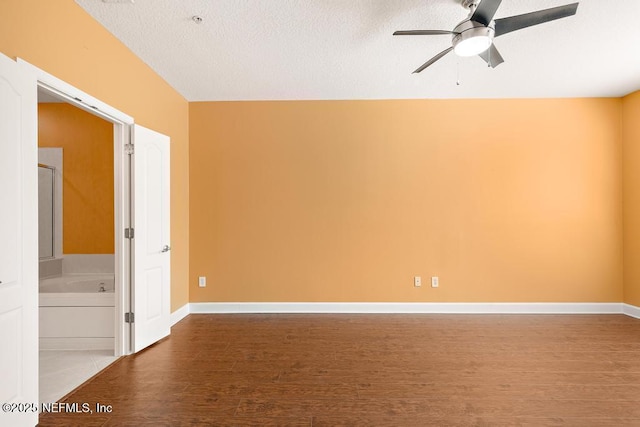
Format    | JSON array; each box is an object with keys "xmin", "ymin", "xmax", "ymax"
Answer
[{"xmin": 18, "ymin": 59, "xmax": 134, "ymax": 356}]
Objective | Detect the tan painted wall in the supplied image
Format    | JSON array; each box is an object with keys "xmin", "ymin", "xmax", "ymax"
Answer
[
  {"xmin": 0, "ymin": 0, "xmax": 189, "ymax": 311},
  {"xmin": 623, "ymin": 91, "xmax": 640, "ymax": 306},
  {"xmin": 39, "ymin": 104, "xmax": 114, "ymax": 254},
  {"xmin": 190, "ymin": 99, "xmax": 623, "ymax": 303}
]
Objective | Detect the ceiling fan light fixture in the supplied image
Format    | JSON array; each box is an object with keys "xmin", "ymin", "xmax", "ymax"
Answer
[
  {"xmin": 452, "ymin": 24, "xmax": 494, "ymax": 57},
  {"xmin": 454, "ymin": 35, "xmax": 492, "ymax": 56}
]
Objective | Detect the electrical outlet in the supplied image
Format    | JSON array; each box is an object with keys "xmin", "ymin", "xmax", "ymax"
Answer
[
  {"xmin": 431, "ymin": 276, "xmax": 439, "ymax": 288},
  {"xmin": 414, "ymin": 276, "xmax": 421, "ymax": 287},
  {"xmin": 198, "ymin": 276, "xmax": 206, "ymax": 288}
]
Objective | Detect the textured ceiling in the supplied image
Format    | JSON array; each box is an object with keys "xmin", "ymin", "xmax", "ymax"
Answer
[{"xmin": 75, "ymin": 0, "xmax": 640, "ymax": 101}]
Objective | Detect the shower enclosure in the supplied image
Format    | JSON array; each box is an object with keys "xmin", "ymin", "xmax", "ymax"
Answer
[{"xmin": 38, "ymin": 163, "xmax": 55, "ymax": 259}]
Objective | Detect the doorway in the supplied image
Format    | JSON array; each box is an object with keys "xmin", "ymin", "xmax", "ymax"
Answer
[
  {"xmin": 36, "ymin": 87, "xmax": 121, "ymax": 403},
  {"xmin": 29, "ymin": 62, "xmax": 172, "ymax": 405}
]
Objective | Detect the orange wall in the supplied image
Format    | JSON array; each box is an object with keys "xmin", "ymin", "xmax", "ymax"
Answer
[
  {"xmin": 189, "ymin": 99, "xmax": 623, "ymax": 303},
  {"xmin": 0, "ymin": 0, "xmax": 189, "ymax": 311},
  {"xmin": 623, "ymin": 91, "xmax": 640, "ymax": 306},
  {"xmin": 39, "ymin": 104, "xmax": 114, "ymax": 254}
]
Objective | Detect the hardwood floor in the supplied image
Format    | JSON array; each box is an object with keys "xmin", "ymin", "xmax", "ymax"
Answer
[{"xmin": 38, "ymin": 314, "xmax": 640, "ymax": 426}]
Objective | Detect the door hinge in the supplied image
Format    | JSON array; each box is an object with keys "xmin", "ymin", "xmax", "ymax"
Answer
[
  {"xmin": 125, "ymin": 312, "xmax": 135, "ymax": 323},
  {"xmin": 125, "ymin": 227, "xmax": 134, "ymax": 239},
  {"xmin": 124, "ymin": 143, "xmax": 134, "ymax": 155}
]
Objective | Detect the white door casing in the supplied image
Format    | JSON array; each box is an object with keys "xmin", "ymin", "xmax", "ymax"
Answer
[
  {"xmin": 0, "ymin": 53, "xmax": 38, "ymax": 426},
  {"xmin": 132, "ymin": 125, "xmax": 171, "ymax": 352}
]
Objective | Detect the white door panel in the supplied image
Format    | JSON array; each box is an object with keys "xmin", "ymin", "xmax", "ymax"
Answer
[
  {"xmin": 0, "ymin": 53, "xmax": 38, "ymax": 426},
  {"xmin": 132, "ymin": 125, "xmax": 170, "ymax": 353}
]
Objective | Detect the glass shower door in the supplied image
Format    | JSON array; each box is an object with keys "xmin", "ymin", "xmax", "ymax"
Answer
[{"xmin": 38, "ymin": 164, "xmax": 55, "ymax": 259}]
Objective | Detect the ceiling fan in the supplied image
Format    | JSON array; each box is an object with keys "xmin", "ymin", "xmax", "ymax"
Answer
[{"xmin": 394, "ymin": 0, "xmax": 579, "ymax": 73}]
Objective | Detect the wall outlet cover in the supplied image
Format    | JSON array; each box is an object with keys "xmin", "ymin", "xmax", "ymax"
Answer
[{"xmin": 431, "ymin": 277, "xmax": 439, "ymax": 288}]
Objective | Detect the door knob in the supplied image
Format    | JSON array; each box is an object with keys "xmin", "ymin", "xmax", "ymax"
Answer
[{"xmin": 161, "ymin": 245, "xmax": 171, "ymax": 253}]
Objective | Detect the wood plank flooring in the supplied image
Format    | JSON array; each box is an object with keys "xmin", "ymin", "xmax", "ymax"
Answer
[{"xmin": 38, "ymin": 314, "xmax": 640, "ymax": 426}]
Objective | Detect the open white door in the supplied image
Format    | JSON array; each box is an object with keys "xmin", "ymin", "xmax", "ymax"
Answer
[
  {"xmin": 132, "ymin": 125, "xmax": 171, "ymax": 352},
  {"xmin": 0, "ymin": 54, "xmax": 38, "ymax": 426}
]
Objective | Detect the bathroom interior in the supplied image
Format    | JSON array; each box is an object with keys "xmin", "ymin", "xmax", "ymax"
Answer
[{"xmin": 37, "ymin": 89, "xmax": 119, "ymax": 404}]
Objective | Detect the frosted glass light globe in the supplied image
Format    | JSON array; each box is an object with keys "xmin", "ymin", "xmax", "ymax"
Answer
[{"xmin": 454, "ymin": 35, "xmax": 492, "ymax": 56}]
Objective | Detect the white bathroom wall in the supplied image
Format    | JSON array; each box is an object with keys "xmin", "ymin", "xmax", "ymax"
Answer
[
  {"xmin": 62, "ymin": 254, "xmax": 115, "ymax": 275},
  {"xmin": 39, "ymin": 259, "xmax": 62, "ymax": 279}
]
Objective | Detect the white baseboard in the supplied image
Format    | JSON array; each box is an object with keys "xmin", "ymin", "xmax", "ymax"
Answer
[
  {"xmin": 170, "ymin": 303, "xmax": 190, "ymax": 326},
  {"xmin": 623, "ymin": 303, "xmax": 640, "ymax": 319},
  {"xmin": 188, "ymin": 302, "xmax": 623, "ymax": 315},
  {"xmin": 40, "ymin": 337, "xmax": 114, "ymax": 350}
]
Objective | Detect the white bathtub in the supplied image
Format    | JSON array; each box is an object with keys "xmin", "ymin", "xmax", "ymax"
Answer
[
  {"xmin": 39, "ymin": 274, "xmax": 115, "ymax": 350},
  {"xmin": 40, "ymin": 274, "xmax": 114, "ymax": 294}
]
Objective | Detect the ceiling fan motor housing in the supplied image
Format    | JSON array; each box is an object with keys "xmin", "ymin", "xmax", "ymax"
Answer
[{"xmin": 452, "ymin": 19, "xmax": 495, "ymax": 56}]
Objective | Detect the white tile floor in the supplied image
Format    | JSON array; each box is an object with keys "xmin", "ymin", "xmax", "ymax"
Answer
[{"xmin": 39, "ymin": 350, "xmax": 118, "ymax": 404}]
